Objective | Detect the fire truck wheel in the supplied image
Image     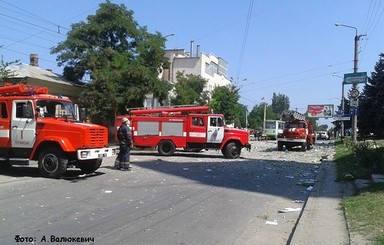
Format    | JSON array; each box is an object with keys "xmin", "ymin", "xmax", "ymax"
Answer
[
  {"xmin": 38, "ymin": 147, "xmax": 68, "ymax": 178},
  {"xmin": 79, "ymin": 159, "xmax": 102, "ymax": 174},
  {"xmin": 277, "ymin": 141, "xmax": 283, "ymax": 151},
  {"xmin": 224, "ymin": 142, "xmax": 240, "ymax": 159},
  {"xmin": 158, "ymin": 140, "xmax": 176, "ymax": 156},
  {"xmin": 0, "ymin": 160, "xmax": 12, "ymax": 168},
  {"xmin": 301, "ymin": 143, "xmax": 307, "ymax": 152}
]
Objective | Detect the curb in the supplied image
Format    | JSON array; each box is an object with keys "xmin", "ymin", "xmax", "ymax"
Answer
[{"xmin": 288, "ymin": 160, "xmax": 350, "ymax": 245}]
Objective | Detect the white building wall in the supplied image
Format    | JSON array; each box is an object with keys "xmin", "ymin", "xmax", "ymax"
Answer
[
  {"xmin": 172, "ymin": 57, "xmax": 201, "ymax": 84},
  {"xmin": 171, "ymin": 52, "xmax": 231, "ymax": 93},
  {"xmin": 199, "ymin": 53, "xmax": 230, "ymax": 93}
]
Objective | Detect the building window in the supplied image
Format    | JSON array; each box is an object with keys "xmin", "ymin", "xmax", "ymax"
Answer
[
  {"xmin": 210, "ymin": 62, "xmax": 218, "ymax": 74},
  {"xmin": 205, "ymin": 62, "xmax": 213, "ymax": 76}
]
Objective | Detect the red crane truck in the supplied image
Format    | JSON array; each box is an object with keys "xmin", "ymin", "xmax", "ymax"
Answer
[
  {"xmin": 115, "ymin": 105, "xmax": 251, "ymax": 158},
  {"xmin": 277, "ymin": 111, "xmax": 316, "ymax": 151},
  {"xmin": 0, "ymin": 83, "xmax": 115, "ymax": 178}
]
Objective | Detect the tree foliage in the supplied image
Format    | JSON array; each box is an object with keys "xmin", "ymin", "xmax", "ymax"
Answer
[
  {"xmin": 0, "ymin": 55, "xmax": 19, "ymax": 83},
  {"xmin": 247, "ymin": 103, "xmax": 275, "ymax": 129},
  {"xmin": 271, "ymin": 92, "xmax": 290, "ymax": 117},
  {"xmin": 359, "ymin": 53, "xmax": 384, "ymax": 136},
  {"xmin": 51, "ymin": 1, "xmax": 170, "ymax": 125},
  {"xmin": 171, "ymin": 72, "xmax": 209, "ymax": 105},
  {"xmin": 245, "ymin": 93, "xmax": 290, "ymax": 129},
  {"xmin": 209, "ymin": 84, "xmax": 240, "ymax": 124}
]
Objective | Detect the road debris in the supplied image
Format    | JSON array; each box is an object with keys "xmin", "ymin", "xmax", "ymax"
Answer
[
  {"xmin": 265, "ymin": 219, "xmax": 278, "ymax": 225},
  {"xmin": 278, "ymin": 207, "xmax": 302, "ymax": 213}
]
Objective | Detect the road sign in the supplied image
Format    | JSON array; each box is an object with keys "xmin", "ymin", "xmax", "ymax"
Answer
[
  {"xmin": 350, "ymin": 98, "xmax": 359, "ymax": 107},
  {"xmin": 334, "ymin": 114, "xmax": 350, "ymax": 121},
  {"xmin": 350, "ymin": 89, "xmax": 359, "ymax": 98},
  {"xmin": 343, "ymin": 72, "xmax": 367, "ymax": 84}
]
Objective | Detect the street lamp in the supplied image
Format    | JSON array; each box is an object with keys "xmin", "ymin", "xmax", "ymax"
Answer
[
  {"xmin": 335, "ymin": 23, "xmax": 366, "ymax": 142},
  {"xmin": 332, "ymin": 73, "xmax": 345, "ymax": 137},
  {"xmin": 164, "ymin": 33, "xmax": 175, "ymax": 39},
  {"xmin": 261, "ymin": 97, "xmax": 267, "ymax": 133},
  {"xmin": 245, "ymin": 108, "xmax": 248, "ymax": 129}
]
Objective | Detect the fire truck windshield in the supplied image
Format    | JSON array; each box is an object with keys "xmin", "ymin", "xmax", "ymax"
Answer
[
  {"xmin": 36, "ymin": 100, "xmax": 76, "ymax": 118},
  {"xmin": 285, "ymin": 122, "xmax": 306, "ymax": 129}
]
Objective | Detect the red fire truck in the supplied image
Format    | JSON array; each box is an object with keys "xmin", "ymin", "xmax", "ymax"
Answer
[
  {"xmin": 277, "ymin": 111, "xmax": 316, "ymax": 151},
  {"xmin": 0, "ymin": 83, "xmax": 115, "ymax": 178},
  {"xmin": 115, "ymin": 106, "xmax": 251, "ymax": 158}
]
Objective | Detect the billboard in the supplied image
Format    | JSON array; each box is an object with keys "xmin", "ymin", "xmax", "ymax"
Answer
[{"xmin": 307, "ymin": 104, "xmax": 334, "ymax": 118}]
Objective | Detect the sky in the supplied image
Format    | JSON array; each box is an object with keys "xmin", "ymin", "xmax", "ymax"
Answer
[{"xmin": 1, "ymin": 0, "xmax": 383, "ymax": 127}]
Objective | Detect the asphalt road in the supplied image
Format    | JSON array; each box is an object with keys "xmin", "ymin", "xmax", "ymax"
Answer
[{"xmin": 0, "ymin": 140, "xmax": 333, "ymax": 245}]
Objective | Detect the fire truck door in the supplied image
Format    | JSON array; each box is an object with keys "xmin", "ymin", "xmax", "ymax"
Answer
[
  {"xmin": 11, "ymin": 100, "xmax": 36, "ymax": 148},
  {"xmin": 188, "ymin": 116, "xmax": 206, "ymax": 143},
  {"xmin": 207, "ymin": 116, "xmax": 224, "ymax": 143}
]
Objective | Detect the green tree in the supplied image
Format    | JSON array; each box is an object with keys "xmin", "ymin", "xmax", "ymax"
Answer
[
  {"xmin": 359, "ymin": 53, "xmax": 384, "ymax": 136},
  {"xmin": 234, "ymin": 103, "xmax": 247, "ymax": 128},
  {"xmin": 317, "ymin": 124, "xmax": 328, "ymax": 131},
  {"xmin": 51, "ymin": 1, "xmax": 170, "ymax": 125},
  {"xmin": 171, "ymin": 72, "xmax": 209, "ymax": 105},
  {"xmin": 247, "ymin": 103, "xmax": 275, "ymax": 129},
  {"xmin": 0, "ymin": 55, "xmax": 19, "ymax": 83},
  {"xmin": 271, "ymin": 92, "xmax": 290, "ymax": 117},
  {"xmin": 209, "ymin": 84, "xmax": 240, "ymax": 125}
]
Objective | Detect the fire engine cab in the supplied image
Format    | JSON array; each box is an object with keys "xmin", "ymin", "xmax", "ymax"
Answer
[
  {"xmin": 0, "ymin": 83, "xmax": 115, "ymax": 178},
  {"xmin": 277, "ymin": 111, "xmax": 316, "ymax": 151},
  {"xmin": 115, "ymin": 106, "xmax": 251, "ymax": 159}
]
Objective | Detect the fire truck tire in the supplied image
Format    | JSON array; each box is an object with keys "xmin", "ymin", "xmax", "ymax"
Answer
[
  {"xmin": 277, "ymin": 141, "xmax": 283, "ymax": 151},
  {"xmin": 0, "ymin": 160, "xmax": 12, "ymax": 168},
  {"xmin": 79, "ymin": 159, "xmax": 102, "ymax": 174},
  {"xmin": 38, "ymin": 147, "xmax": 68, "ymax": 178},
  {"xmin": 224, "ymin": 142, "xmax": 240, "ymax": 159},
  {"xmin": 301, "ymin": 143, "xmax": 307, "ymax": 152},
  {"xmin": 158, "ymin": 140, "xmax": 176, "ymax": 156}
]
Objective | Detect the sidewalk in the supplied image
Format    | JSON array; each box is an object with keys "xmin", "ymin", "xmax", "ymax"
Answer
[{"xmin": 289, "ymin": 160, "xmax": 350, "ymax": 245}]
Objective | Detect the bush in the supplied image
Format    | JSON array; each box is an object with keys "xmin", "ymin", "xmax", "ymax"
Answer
[{"xmin": 335, "ymin": 139, "xmax": 384, "ymax": 181}]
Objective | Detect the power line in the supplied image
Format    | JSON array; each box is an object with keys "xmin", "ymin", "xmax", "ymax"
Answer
[
  {"xmin": 0, "ymin": 46, "xmax": 57, "ymax": 64},
  {"xmin": 0, "ymin": 2, "xmax": 100, "ymax": 68},
  {"xmin": 0, "ymin": 12, "xmax": 66, "ymax": 36},
  {"xmin": 236, "ymin": 0, "xmax": 254, "ymax": 79},
  {"xmin": 240, "ymin": 60, "xmax": 352, "ymax": 87},
  {"xmin": 0, "ymin": 0, "xmax": 69, "ymax": 33}
]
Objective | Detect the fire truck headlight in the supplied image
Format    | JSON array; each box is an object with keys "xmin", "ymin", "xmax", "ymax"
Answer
[{"xmin": 81, "ymin": 151, "xmax": 90, "ymax": 158}]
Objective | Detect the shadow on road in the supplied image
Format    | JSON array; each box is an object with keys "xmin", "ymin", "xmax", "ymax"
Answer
[
  {"xmin": 0, "ymin": 165, "xmax": 105, "ymax": 181},
  {"xmin": 131, "ymin": 155, "xmax": 326, "ymax": 201}
]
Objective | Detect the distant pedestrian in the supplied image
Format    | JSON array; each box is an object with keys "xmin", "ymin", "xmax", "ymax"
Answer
[{"xmin": 114, "ymin": 117, "xmax": 132, "ymax": 171}]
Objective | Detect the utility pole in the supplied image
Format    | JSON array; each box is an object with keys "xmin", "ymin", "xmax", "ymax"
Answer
[
  {"xmin": 332, "ymin": 73, "xmax": 345, "ymax": 137},
  {"xmin": 335, "ymin": 23, "xmax": 366, "ymax": 142}
]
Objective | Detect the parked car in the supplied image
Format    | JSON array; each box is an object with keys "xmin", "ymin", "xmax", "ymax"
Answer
[{"xmin": 317, "ymin": 131, "xmax": 329, "ymax": 140}]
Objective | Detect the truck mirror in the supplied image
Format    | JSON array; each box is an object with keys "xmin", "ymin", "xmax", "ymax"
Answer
[{"xmin": 79, "ymin": 108, "xmax": 87, "ymax": 122}]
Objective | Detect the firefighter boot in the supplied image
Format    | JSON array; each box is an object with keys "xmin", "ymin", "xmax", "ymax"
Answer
[
  {"xmin": 122, "ymin": 162, "xmax": 132, "ymax": 171},
  {"xmin": 114, "ymin": 160, "xmax": 121, "ymax": 170}
]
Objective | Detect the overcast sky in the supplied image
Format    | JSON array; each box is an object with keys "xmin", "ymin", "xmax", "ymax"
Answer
[{"xmin": 1, "ymin": 0, "xmax": 383, "ymax": 126}]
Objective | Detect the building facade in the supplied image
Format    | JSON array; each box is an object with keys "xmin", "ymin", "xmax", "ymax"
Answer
[
  {"xmin": 5, "ymin": 54, "xmax": 83, "ymax": 103},
  {"xmin": 144, "ymin": 45, "xmax": 231, "ymax": 108}
]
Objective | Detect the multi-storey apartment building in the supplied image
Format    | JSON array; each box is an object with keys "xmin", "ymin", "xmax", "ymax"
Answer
[{"xmin": 145, "ymin": 42, "xmax": 231, "ymax": 108}]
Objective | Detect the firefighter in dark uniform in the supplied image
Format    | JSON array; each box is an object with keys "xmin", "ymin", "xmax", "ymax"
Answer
[{"xmin": 114, "ymin": 117, "xmax": 132, "ymax": 171}]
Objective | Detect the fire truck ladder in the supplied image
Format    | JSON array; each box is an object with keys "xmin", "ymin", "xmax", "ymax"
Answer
[
  {"xmin": 0, "ymin": 83, "xmax": 48, "ymax": 96},
  {"xmin": 129, "ymin": 105, "xmax": 211, "ymax": 116},
  {"xmin": 280, "ymin": 110, "xmax": 306, "ymax": 121}
]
